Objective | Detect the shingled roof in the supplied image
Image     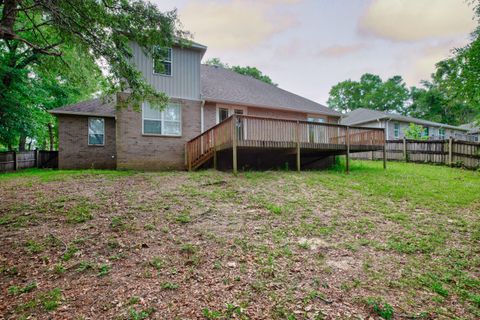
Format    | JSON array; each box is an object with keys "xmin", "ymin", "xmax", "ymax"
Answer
[
  {"xmin": 201, "ymin": 65, "xmax": 341, "ymax": 116},
  {"xmin": 341, "ymin": 108, "xmax": 467, "ymax": 131},
  {"xmin": 50, "ymin": 67, "xmax": 341, "ymax": 117},
  {"xmin": 50, "ymin": 96, "xmax": 116, "ymax": 117}
]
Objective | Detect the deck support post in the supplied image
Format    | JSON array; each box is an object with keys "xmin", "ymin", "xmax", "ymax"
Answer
[
  {"xmin": 213, "ymin": 145, "xmax": 217, "ymax": 170},
  {"xmin": 232, "ymin": 115, "xmax": 238, "ymax": 175},
  {"xmin": 296, "ymin": 121, "xmax": 301, "ymax": 172},
  {"xmin": 186, "ymin": 144, "xmax": 192, "ymax": 172},
  {"xmin": 403, "ymin": 138, "xmax": 407, "ymax": 162},
  {"xmin": 448, "ymin": 137, "xmax": 453, "ymax": 166},
  {"xmin": 345, "ymin": 127, "xmax": 350, "ymax": 174}
]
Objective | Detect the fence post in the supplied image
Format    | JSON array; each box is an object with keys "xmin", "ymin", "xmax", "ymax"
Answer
[
  {"xmin": 232, "ymin": 115, "xmax": 238, "ymax": 175},
  {"xmin": 13, "ymin": 151, "xmax": 18, "ymax": 171},
  {"xmin": 296, "ymin": 121, "xmax": 301, "ymax": 172},
  {"xmin": 345, "ymin": 127, "xmax": 350, "ymax": 174},
  {"xmin": 403, "ymin": 138, "xmax": 408, "ymax": 162},
  {"xmin": 383, "ymin": 129, "xmax": 387, "ymax": 169},
  {"xmin": 448, "ymin": 137, "xmax": 453, "ymax": 166},
  {"xmin": 35, "ymin": 149, "xmax": 40, "ymax": 168}
]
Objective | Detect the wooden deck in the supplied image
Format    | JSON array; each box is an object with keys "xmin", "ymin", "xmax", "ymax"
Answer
[{"xmin": 186, "ymin": 115, "xmax": 386, "ymax": 172}]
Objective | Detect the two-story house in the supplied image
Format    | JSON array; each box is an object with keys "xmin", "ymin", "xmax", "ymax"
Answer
[
  {"xmin": 50, "ymin": 41, "xmax": 385, "ymax": 171},
  {"xmin": 341, "ymin": 108, "xmax": 469, "ymax": 140}
]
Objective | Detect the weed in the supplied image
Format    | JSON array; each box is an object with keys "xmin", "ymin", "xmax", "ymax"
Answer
[
  {"xmin": 149, "ymin": 257, "xmax": 164, "ymax": 270},
  {"xmin": 62, "ymin": 245, "xmax": 79, "ymax": 261},
  {"xmin": 25, "ymin": 240, "xmax": 44, "ymax": 254},
  {"xmin": 53, "ymin": 264, "xmax": 66, "ymax": 274},
  {"xmin": 129, "ymin": 307, "xmax": 155, "ymax": 320},
  {"xmin": 39, "ymin": 288, "xmax": 62, "ymax": 311},
  {"xmin": 161, "ymin": 282, "xmax": 179, "ymax": 290},
  {"xmin": 8, "ymin": 282, "xmax": 37, "ymax": 295},
  {"xmin": 97, "ymin": 264, "xmax": 110, "ymax": 277},
  {"xmin": 76, "ymin": 261, "xmax": 94, "ymax": 272},
  {"xmin": 175, "ymin": 213, "xmax": 191, "ymax": 224},
  {"xmin": 66, "ymin": 201, "xmax": 94, "ymax": 223},
  {"xmin": 180, "ymin": 243, "xmax": 198, "ymax": 254},
  {"xmin": 366, "ymin": 298, "xmax": 394, "ymax": 320}
]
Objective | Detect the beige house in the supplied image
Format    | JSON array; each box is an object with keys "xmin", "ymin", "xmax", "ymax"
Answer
[
  {"xmin": 341, "ymin": 108, "xmax": 469, "ymax": 141},
  {"xmin": 51, "ymin": 42, "xmax": 384, "ymax": 171}
]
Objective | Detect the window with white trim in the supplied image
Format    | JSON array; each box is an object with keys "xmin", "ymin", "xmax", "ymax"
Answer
[
  {"xmin": 394, "ymin": 122, "xmax": 400, "ymax": 139},
  {"xmin": 218, "ymin": 108, "xmax": 229, "ymax": 122},
  {"xmin": 439, "ymin": 127, "xmax": 445, "ymax": 139},
  {"xmin": 423, "ymin": 126, "xmax": 429, "ymax": 137},
  {"xmin": 153, "ymin": 47, "xmax": 172, "ymax": 76},
  {"xmin": 88, "ymin": 118, "xmax": 105, "ymax": 145},
  {"xmin": 142, "ymin": 102, "xmax": 181, "ymax": 136}
]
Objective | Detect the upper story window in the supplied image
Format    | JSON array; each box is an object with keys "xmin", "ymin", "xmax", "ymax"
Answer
[
  {"xmin": 88, "ymin": 117, "xmax": 105, "ymax": 146},
  {"xmin": 142, "ymin": 102, "xmax": 181, "ymax": 136},
  {"xmin": 394, "ymin": 122, "xmax": 400, "ymax": 139},
  {"xmin": 307, "ymin": 117, "xmax": 325, "ymax": 123},
  {"xmin": 153, "ymin": 47, "xmax": 172, "ymax": 76},
  {"xmin": 439, "ymin": 127, "xmax": 445, "ymax": 139}
]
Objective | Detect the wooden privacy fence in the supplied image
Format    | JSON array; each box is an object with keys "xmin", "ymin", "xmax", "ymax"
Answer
[
  {"xmin": 352, "ymin": 138, "xmax": 480, "ymax": 169},
  {"xmin": 0, "ymin": 150, "xmax": 58, "ymax": 172}
]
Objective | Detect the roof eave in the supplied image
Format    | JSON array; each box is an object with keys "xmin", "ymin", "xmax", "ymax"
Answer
[{"xmin": 49, "ymin": 110, "xmax": 115, "ymax": 118}]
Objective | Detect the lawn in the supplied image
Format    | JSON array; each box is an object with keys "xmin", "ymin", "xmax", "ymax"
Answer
[{"xmin": 0, "ymin": 161, "xmax": 479, "ymax": 319}]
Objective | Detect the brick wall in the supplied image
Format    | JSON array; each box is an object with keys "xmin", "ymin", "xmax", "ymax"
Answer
[
  {"xmin": 58, "ymin": 115, "xmax": 116, "ymax": 169},
  {"xmin": 116, "ymin": 96, "xmax": 201, "ymax": 170}
]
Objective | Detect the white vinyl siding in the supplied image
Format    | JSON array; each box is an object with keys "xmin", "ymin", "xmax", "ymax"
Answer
[
  {"xmin": 88, "ymin": 117, "xmax": 105, "ymax": 146},
  {"xmin": 142, "ymin": 102, "xmax": 181, "ymax": 136}
]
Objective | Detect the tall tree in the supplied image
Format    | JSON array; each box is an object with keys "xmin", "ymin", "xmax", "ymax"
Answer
[
  {"xmin": 327, "ymin": 73, "xmax": 409, "ymax": 114},
  {"xmin": 205, "ymin": 57, "xmax": 277, "ymax": 86}
]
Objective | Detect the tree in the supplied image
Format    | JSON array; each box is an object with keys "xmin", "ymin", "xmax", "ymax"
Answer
[
  {"xmin": 205, "ymin": 57, "xmax": 277, "ymax": 86},
  {"xmin": 0, "ymin": 1, "xmax": 187, "ymax": 112},
  {"xmin": 404, "ymin": 123, "xmax": 427, "ymax": 140},
  {"xmin": 327, "ymin": 73, "xmax": 409, "ymax": 114}
]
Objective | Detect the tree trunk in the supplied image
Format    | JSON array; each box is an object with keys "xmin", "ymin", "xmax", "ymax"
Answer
[
  {"xmin": 48, "ymin": 123, "xmax": 54, "ymax": 151},
  {"xmin": 18, "ymin": 135, "xmax": 26, "ymax": 151}
]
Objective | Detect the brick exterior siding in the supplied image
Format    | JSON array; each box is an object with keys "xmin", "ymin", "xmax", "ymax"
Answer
[
  {"xmin": 58, "ymin": 115, "xmax": 116, "ymax": 169},
  {"xmin": 115, "ymin": 95, "xmax": 201, "ymax": 170}
]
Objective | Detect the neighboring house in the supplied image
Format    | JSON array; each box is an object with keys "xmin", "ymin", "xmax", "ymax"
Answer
[
  {"xmin": 50, "ymin": 41, "xmax": 383, "ymax": 171},
  {"xmin": 341, "ymin": 108, "xmax": 469, "ymax": 140},
  {"xmin": 459, "ymin": 122, "xmax": 480, "ymax": 142}
]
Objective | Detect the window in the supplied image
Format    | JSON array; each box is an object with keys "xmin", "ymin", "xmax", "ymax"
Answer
[
  {"xmin": 88, "ymin": 118, "xmax": 105, "ymax": 145},
  {"xmin": 153, "ymin": 47, "xmax": 172, "ymax": 76},
  {"xmin": 307, "ymin": 117, "xmax": 325, "ymax": 123},
  {"xmin": 394, "ymin": 122, "xmax": 400, "ymax": 139},
  {"xmin": 439, "ymin": 128, "xmax": 445, "ymax": 139},
  {"xmin": 142, "ymin": 102, "xmax": 181, "ymax": 136},
  {"xmin": 423, "ymin": 126, "xmax": 429, "ymax": 137},
  {"xmin": 234, "ymin": 109, "xmax": 244, "ymax": 115},
  {"xmin": 218, "ymin": 108, "xmax": 229, "ymax": 122}
]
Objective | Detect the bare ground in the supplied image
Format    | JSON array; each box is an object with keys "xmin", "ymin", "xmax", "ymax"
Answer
[{"xmin": 0, "ymin": 165, "xmax": 479, "ymax": 319}]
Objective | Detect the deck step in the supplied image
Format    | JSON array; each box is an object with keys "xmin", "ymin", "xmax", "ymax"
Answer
[{"xmin": 190, "ymin": 149, "xmax": 214, "ymax": 170}]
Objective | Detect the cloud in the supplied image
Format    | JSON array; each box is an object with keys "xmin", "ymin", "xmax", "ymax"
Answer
[
  {"xmin": 179, "ymin": 0, "xmax": 299, "ymax": 50},
  {"xmin": 403, "ymin": 39, "xmax": 470, "ymax": 85},
  {"xmin": 317, "ymin": 43, "xmax": 366, "ymax": 57},
  {"xmin": 359, "ymin": 0, "xmax": 476, "ymax": 41}
]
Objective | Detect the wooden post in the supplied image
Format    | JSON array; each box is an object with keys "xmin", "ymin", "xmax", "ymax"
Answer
[
  {"xmin": 345, "ymin": 127, "xmax": 350, "ymax": 174},
  {"xmin": 403, "ymin": 138, "xmax": 408, "ymax": 162},
  {"xmin": 296, "ymin": 121, "xmax": 301, "ymax": 172},
  {"xmin": 448, "ymin": 137, "xmax": 453, "ymax": 166},
  {"xmin": 232, "ymin": 115, "xmax": 238, "ymax": 174},
  {"xmin": 187, "ymin": 144, "xmax": 192, "ymax": 171},
  {"xmin": 13, "ymin": 151, "xmax": 17, "ymax": 171},
  {"xmin": 383, "ymin": 129, "xmax": 387, "ymax": 169},
  {"xmin": 213, "ymin": 146, "xmax": 217, "ymax": 170},
  {"xmin": 35, "ymin": 149, "xmax": 40, "ymax": 168}
]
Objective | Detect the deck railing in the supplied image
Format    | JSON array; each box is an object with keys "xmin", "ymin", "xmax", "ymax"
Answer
[{"xmin": 186, "ymin": 115, "xmax": 385, "ymax": 170}]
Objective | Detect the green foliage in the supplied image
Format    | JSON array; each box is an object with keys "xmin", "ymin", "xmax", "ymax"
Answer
[
  {"xmin": 97, "ymin": 264, "xmax": 110, "ymax": 277},
  {"xmin": 161, "ymin": 282, "xmax": 179, "ymax": 290},
  {"xmin": 366, "ymin": 298, "xmax": 394, "ymax": 320},
  {"xmin": 404, "ymin": 123, "xmax": 428, "ymax": 140},
  {"xmin": 327, "ymin": 73, "xmax": 409, "ymax": 113},
  {"xmin": 8, "ymin": 282, "xmax": 37, "ymax": 295},
  {"xmin": 205, "ymin": 57, "xmax": 277, "ymax": 86}
]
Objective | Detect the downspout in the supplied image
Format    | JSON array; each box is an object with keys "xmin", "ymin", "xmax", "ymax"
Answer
[{"xmin": 200, "ymin": 99, "xmax": 205, "ymax": 133}]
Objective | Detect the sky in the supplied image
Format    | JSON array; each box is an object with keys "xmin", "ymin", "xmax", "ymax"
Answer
[{"xmin": 151, "ymin": 0, "xmax": 477, "ymax": 105}]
